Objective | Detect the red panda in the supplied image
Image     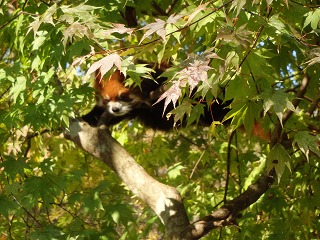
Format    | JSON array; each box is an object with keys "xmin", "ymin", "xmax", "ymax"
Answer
[
  {"xmin": 81, "ymin": 64, "xmax": 271, "ymax": 142},
  {"xmin": 82, "ymin": 65, "xmax": 232, "ymax": 130},
  {"xmin": 82, "ymin": 67, "xmax": 178, "ymax": 130}
]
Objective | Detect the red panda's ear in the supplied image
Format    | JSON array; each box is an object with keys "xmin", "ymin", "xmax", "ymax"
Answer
[{"xmin": 110, "ymin": 69, "xmax": 124, "ymax": 82}]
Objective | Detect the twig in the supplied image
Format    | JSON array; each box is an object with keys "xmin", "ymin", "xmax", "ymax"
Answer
[
  {"xmin": 0, "ymin": 86, "xmax": 11, "ymax": 100},
  {"xmin": 224, "ymin": 130, "xmax": 236, "ymax": 203},
  {"xmin": 11, "ymin": 194, "xmax": 42, "ymax": 228},
  {"xmin": 189, "ymin": 150, "xmax": 206, "ymax": 179},
  {"xmin": 152, "ymin": 1, "xmax": 168, "ymax": 16},
  {"xmin": 0, "ymin": 0, "xmax": 29, "ymax": 30},
  {"xmin": 166, "ymin": 0, "xmax": 179, "ymax": 14},
  {"xmin": 24, "ymin": 129, "xmax": 53, "ymax": 158}
]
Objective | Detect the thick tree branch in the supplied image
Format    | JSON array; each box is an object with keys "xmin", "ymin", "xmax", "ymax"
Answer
[
  {"xmin": 65, "ymin": 119, "xmax": 189, "ymax": 239},
  {"xmin": 306, "ymin": 95, "xmax": 320, "ymax": 117}
]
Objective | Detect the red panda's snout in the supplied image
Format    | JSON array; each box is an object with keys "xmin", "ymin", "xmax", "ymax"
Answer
[{"xmin": 104, "ymin": 98, "xmax": 132, "ymax": 116}]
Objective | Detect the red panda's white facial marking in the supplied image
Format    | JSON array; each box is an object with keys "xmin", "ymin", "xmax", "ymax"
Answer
[
  {"xmin": 106, "ymin": 101, "xmax": 132, "ymax": 116},
  {"xmin": 104, "ymin": 96, "xmax": 132, "ymax": 116}
]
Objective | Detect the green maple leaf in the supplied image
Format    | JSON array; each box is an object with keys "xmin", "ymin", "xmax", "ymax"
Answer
[
  {"xmin": 263, "ymin": 90, "xmax": 296, "ymax": 126},
  {"xmin": 293, "ymin": 131, "xmax": 320, "ymax": 161},
  {"xmin": 267, "ymin": 143, "xmax": 291, "ymax": 183}
]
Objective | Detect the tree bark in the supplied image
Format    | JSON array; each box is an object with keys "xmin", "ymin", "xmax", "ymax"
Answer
[
  {"xmin": 179, "ymin": 172, "xmax": 275, "ymax": 239},
  {"xmin": 65, "ymin": 119, "xmax": 190, "ymax": 239}
]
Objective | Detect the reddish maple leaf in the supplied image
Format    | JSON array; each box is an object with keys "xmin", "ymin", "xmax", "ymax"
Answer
[
  {"xmin": 155, "ymin": 49, "xmax": 221, "ymax": 114},
  {"xmin": 167, "ymin": 14, "xmax": 184, "ymax": 24},
  {"xmin": 155, "ymin": 80, "xmax": 182, "ymax": 116},
  {"xmin": 139, "ymin": 13, "xmax": 184, "ymax": 44},
  {"xmin": 178, "ymin": 62, "xmax": 212, "ymax": 93},
  {"xmin": 139, "ymin": 18, "xmax": 166, "ymax": 43},
  {"xmin": 86, "ymin": 53, "xmax": 122, "ymax": 78},
  {"xmin": 186, "ymin": 3, "xmax": 209, "ymax": 25},
  {"xmin": 102, "ymin": 23, "xmax": 134, "ymax": 36}
]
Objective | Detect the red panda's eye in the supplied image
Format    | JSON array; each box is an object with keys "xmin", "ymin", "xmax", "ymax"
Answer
[
  {"xmin": 102, "ymin": 99, "xmax": 110, "ymax": 105},
  {"xmin": 118, "ymin": 93, "xmax": 131, "ymax": 101}
]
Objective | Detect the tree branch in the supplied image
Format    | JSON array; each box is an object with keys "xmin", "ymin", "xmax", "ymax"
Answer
[
  {"xmin": 66, "ymin": 118, "xmax": 277, "ymax": 239},
  {"xmin": 306, "ymin": 95, "xmax": 320, "ymax": 117},
  {"xmin": 65, "ymin": 119, "xmax": 190, "ymax": 239},
  {"xmin": 179, "ymin": 170, "xmax": 274, "ymax": 239}
]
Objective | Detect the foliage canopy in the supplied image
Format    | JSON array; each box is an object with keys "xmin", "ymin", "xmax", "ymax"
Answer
[{"xmin": 0, "ymin": 0, "xmax": 319, "ymax": 239}]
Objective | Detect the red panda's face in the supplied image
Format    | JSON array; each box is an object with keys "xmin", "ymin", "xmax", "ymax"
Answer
[
  {"xmin": 95, "ymin": 70, "xmax": 142, "ymax": 116},
  {"xmin": 101, "ymin": 92, "xmax": 134, "ymax": 116}
]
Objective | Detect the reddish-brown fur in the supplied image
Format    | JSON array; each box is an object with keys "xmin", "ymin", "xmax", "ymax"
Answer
[{"xmin": 95, "ymin": 70, "xmax": 129, "ymax": 101}]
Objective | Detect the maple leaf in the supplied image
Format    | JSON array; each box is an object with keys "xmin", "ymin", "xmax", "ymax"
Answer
[
  {"xmin": 155, "ymin": 81, "xmax": 182, "ymax": 116},
  {"xmin": 167, "ymin": 14, "xmax": 184, "ymax": 24},
  {"xmin": 28, "ymin": 4, "xmax": 57, "ymax": 37},
  {"xmin": 86, "ymin": 53, "xmax": 122, "ymax": 78},
  {"xmin": 63, "ymin": 22, "xmax": 94, "ymax": 47},
  {"xmin": 230, "ymin": 0, "xmax": 247, "ymax": 17},
  {"xmin": 71, "ymin": 57, "xmax": 86, "ymax": 68},
  {"xmin": 102, "ymin": 23, "xmax": 134, "ymax": 36},
  {"xmin": 186, "ymin": 3, "xmax": 209, "ymax": 25},
  {"xmin": 139, "ymin": 13, "xmax": 184, "ymax": 44},
  {"xmin": 178, "ymin": 62, "xmax": 212, "ymax": 93},
  {"xmin": 171, "ymin": 100, "xmax": 193, "ymax": 126},
  {"xmin": 263, "ymin": 90, "xmax": 297, "ymax": 126},
  {"xmin": 71, "ymin": 46, "xmax": 95, "ymax": 68},
  {"xmin": 155, "ymin": 49, "xmax": 220, "ymax": 115},
  {"xmin": 139, "ymin": 18, "xmax": 166, "ymax": 43},
  {"xmin": 177, "ymin": 50, "xmax": 219, "ymax": 92},
  {"xmin": 60, "ymin": 4, "xmax": 99, "ymax": 21},
  {"xmin": 293, "ymin": 131, "xmax": 320, "ymax": 161},
  {"xmin": 267, "ymin": 143, "xmax": 291, "ymax": 183}
]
